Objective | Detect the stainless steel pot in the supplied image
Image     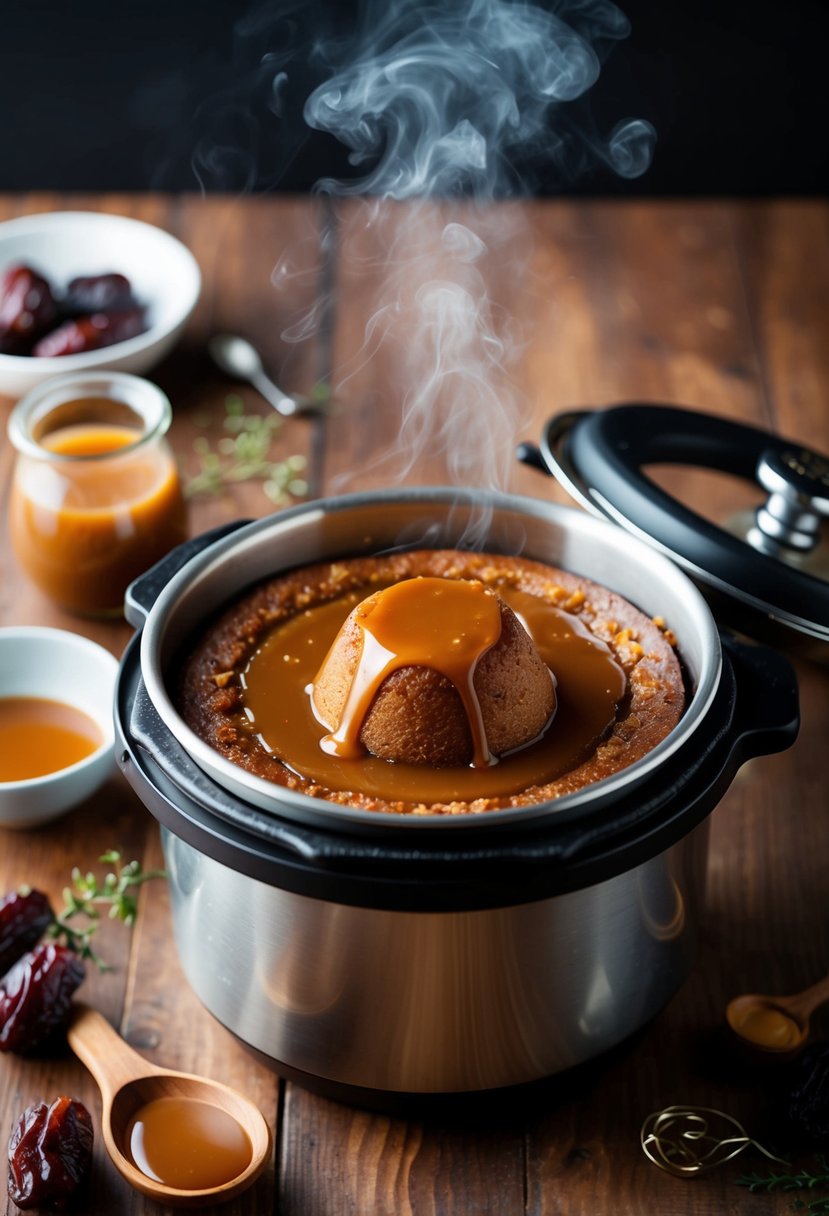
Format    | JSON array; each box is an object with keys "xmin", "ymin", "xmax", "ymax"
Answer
[{"xmin": 116, "ymin": 488, "xmax": 798, "ymax": 1101}]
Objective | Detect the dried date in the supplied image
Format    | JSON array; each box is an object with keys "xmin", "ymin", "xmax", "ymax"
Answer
[
  {"xmin": 0, "ymin": 943, "xmax": 85, "ymax": 1054},
  {"xmin": 7, "ymin": 1097, "xmax": 93, "ymax": 1211},
  {"xmin": 0, "ymin": 265, "xmax": 58, "ymax": 353},
  {"xmin": 33, "ymin": 307, "xmax": 147, "ymax": 357},
  {"xmin": 0, "ymin": 889, "xmax": 54, "ymax": 975},
  {"xmin": 63, "ymin": 272, "xmax": 136, "ymax": 315}
]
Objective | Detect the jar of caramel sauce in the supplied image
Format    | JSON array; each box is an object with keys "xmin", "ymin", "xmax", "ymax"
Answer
[{"xmin": 8, "ymin": 372, "xmax": 187, "ymax": 617}]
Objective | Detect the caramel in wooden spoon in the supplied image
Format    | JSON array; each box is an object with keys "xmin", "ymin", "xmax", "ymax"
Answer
[
  {"xmin": 726, "ymin": 972, "xmax": 829, "ymax": 1056},
  {"xmin": 67, "ymin": 1003, "xmax": 271, "ymax": 1208}
]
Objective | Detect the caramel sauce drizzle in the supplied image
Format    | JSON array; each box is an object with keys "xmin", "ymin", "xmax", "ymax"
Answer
[
  {"xmin": 241, "ymin": 577, "xmax": 628, "ymax": 807},
  {"xmin": 314, "ymin": 577, "xmax": 502, "ymax": 767}
]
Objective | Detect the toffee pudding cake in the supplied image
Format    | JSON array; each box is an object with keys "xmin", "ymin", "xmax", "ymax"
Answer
[
  {"xmin": 311, "ymin": 578, "xmax": 557, "ymax": 768},
  {"xmin": 175, "ymin": 549, "xmax": 685, "ymax": 815}
]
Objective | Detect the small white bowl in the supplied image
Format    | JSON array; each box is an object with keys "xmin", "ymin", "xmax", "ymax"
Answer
[
  {"xmin": 0, "ymin": 627, "xmax": 118, "ymax": 828},
  {"xmin": 0, "ymin": 211, "xmax": 201, "ymax": 398}
]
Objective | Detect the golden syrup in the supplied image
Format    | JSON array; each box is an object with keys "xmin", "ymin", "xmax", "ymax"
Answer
[
  {"xmin": 0, "ymin": 696, "xmax": 102, "ymax": 781},
  {"xmin": 732, "ymin": 1004, "xmax": 802, "ymax": 1049},
  {"xmin": 9, "ymin": 411, "xmax": 186, "ymax": 616},
  {"xmin": 125, "ymin": 1096, "xmax": 252, "ymax": 1191}
]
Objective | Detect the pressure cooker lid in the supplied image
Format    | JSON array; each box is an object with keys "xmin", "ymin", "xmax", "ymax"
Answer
[{"xmin": 526, "ymin": 404, "xmax": 829, "ymax": 661}]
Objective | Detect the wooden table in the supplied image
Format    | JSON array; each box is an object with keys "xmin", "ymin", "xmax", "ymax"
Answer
[{"xmin": 1, "ymin": 193, "xmax": 827, "ymax": 1215}]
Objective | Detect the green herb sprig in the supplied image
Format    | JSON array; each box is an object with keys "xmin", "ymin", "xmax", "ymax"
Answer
[
  {"xmin": 185, "ymin": 395, "xmax": 309, "ymax": 505},
  {"xmin": 48, "ymin": 850, "xmax": 166, "ymax": 969},
  {"xmin": 737, "ymin": 1157, "xmax": 829, "ymax": 1212}
]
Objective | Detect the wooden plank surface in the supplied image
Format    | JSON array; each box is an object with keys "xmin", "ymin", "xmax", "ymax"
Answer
[{"xmin": 0, "ymin": 194, "xmax": 827, "ymax": 1215}]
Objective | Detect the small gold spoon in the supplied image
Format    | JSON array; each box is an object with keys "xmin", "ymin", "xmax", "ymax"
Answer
[
  {"xmin": 67, "ymin": 1003, "xmax": 271, "ymax": 1208},
  {"xmin": 726, "ymin": 972, "xmax": 829, "ymax": 1056}
]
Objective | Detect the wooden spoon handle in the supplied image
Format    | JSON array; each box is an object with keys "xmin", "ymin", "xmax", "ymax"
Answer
[
  {"xmin": 67, "ymin": 1002, "xmax": 154, "ymax": 1104},
  {"xmin": 785, "ymin": 974, "xmax": 829, "ymax": 1020}
]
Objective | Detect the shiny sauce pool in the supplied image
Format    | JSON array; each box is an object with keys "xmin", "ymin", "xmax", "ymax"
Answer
[
  {"xmin": 731, "ymin": 1004, "xmax": 802, "ymax": 1049},
  {"xmin": 0, "ymin": 697, "xmax": 102, "ymax": 781},
  {"xmin": 126, "ymin": 1096, "xmax": 252, "ymax": 1190},
  {"xmin": 241, "ymin": 584, "xmax": 627, "ymax": 804}
]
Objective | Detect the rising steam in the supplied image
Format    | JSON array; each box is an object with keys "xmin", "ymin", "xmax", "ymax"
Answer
[
  {"xmin": 303, "ymin": 0, "xmax": 655, "ymax": 199},
  {"xmin": 265, "ymin": 0, "xmax": 656, "ymax": 502}
]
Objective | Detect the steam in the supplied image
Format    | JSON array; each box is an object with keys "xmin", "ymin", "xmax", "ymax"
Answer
[
  {"xmin": 303, "ymin": 0, "xmax": 655, "ymax": 199},
  {"xmin": 322, "ymin": 200, "xmax": 526, "ymax": 492},
  {"xmin": 265, "ymin": 0, "xmax": 656, "ymax": 503}
]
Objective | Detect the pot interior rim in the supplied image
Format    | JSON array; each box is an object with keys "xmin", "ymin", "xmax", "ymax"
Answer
[{"xmin": 137, "ymin": 487, "xmax": 722, "ymax": 833}]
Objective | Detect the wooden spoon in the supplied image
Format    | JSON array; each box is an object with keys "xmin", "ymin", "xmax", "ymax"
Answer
[
  {"xmin": 726, "ymin": 973, "xmax": 829, "ymax": 1056},
  {"xmin": 67, "ymin": 1003, "xmax": 271, "ymax": 1208}
]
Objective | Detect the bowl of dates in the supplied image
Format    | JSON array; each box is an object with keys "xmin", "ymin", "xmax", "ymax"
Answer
[{"xmin": 0, "ymin": 211, "xmax": 201, "ymax": 397}]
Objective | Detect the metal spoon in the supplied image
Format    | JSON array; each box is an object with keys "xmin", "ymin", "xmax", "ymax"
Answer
[
  {"xmin": 208, "ymin": 333, "xmax": 323, "ymax": 417},
  {"xmin": 726, "ymin": 972, "xmax": 829, "ymax": 1056},
  {"xmin": 67, "ymin": 1003, "xmax": 271, "ymax": 1208}
]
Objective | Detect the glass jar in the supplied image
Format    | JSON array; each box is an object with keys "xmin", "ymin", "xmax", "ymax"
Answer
[{"xmin": 8, "ymin": 371, "xmax": 187, "ymax": 617}]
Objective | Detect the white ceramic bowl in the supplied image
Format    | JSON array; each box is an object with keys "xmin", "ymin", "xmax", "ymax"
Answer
[
  {"xmin": 0, "ymin": 211, "xmax": 201, "ymax": 398},
  {"xmin": 0, "ymin": 627, "xmax": 118, "ymax": 828}
]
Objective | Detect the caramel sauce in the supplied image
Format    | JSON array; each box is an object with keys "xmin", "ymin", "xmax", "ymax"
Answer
[
  {"xmin": 732, "ymin": 1004, "xmax": 802, "ymax": 1049},
  {"xmin": 241, "ymin": 582, "xmax": 627, "ymax": 805},
  {"xmin": 0, "ymin": 696, "xmax": 102, "ymax": 781},
  {"xmin": 315, "ymin": 578, "xmax": 503, "ymax": 767},
  {"xmin": 45, "ymin": 416, "xmax": 140, "ymax": 457},
  {"xmin": 125, "ymin": 1096, "xmax": 252, "ymax": 1191},
  {"xmin": 9, "ymin": 411, "xmax": 187, "ymax": 616}
]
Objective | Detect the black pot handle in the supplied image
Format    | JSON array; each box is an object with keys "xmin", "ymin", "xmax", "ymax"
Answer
[
  {"xmin": 124, "ymin": 520, "xmax": 252, "ymax": 628},
  {"xmin": 525, "ymin": 634, "xmax": 800, "ymax": 866},
  {"xmin": 475, "ymin": 635, "xmax": 800, "ymax": 873},
  {"xmin": 719, "ymin": 633, "xmax": 800, "ymax": 765},
  {"xmin": 369, "ymin": 636, "xmax": 796, "ymax": 870},
  {"xmin": 515, "ymin": 441, "xmax": 549, "ymax": 473}
]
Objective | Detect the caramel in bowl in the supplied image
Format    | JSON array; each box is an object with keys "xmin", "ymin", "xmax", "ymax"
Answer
[{"xmin": 0, "ymin": 626, "xmax": 117, "ymax": 828}]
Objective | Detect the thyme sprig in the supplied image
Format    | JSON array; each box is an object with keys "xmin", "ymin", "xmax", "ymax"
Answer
[
  {"xmin": 48, "ymin": 849, "xmax": 166, "ymax": 969},
  {"xmin": 185, "ymin": 395, "xmax": 309, "ymax": 505},
  {"xmin": 737, "ymin": 1157, "xmax": 829, "ymax": 1212}
]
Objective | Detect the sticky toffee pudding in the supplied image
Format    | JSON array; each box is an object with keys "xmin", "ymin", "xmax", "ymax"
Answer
[
  {"xmin": 175, "ymin": 550, "xmax": 685, "ymax": 815},
  {"xmin": 311, "ymin": 578, "xmax": 556, "ymax": 768}
]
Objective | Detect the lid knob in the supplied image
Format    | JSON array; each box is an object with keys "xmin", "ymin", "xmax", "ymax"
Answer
[{"xmin": 751, "ymin": 447, "xmax": 829, "ymax": 555}]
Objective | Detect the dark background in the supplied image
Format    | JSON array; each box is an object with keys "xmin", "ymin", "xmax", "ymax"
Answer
[{"xmin": 1, "ymin": 0, "xmax": 826, "ymax": 196}]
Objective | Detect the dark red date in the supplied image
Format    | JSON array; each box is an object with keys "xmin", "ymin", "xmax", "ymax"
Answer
[
  {"xmin": 0, "ymin": 265, "xmax": 58, "ymax": 353},
  {"xmin": 63, "ymin": 272, "xmax": 136, "ymax": 315},
  {"xmin": 7, "ymin": 1096, "xmax": 93, "ymax": 1210},
  {"xmin": 0, "ymin": 889, "xmax": 54, "ymax": 975},
  {"xmin": 0, "ymin": 943, "xmax": 85, "ymax": 1054},
  {"xmin": 33, "ymin": 307, "xmax": 147, "ymax": 358}
]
